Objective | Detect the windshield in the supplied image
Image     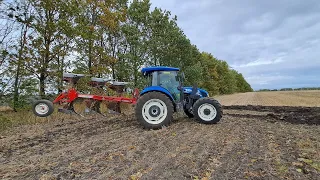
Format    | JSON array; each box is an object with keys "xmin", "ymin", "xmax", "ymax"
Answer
[{"xmin": 158, "ymin": 71, "xmax": 180, "ymax": 100}]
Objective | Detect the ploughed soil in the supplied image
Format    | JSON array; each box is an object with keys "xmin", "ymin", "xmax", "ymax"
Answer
[
  {"xmin": 0, "ymin": 105, "xmax": 320, "ymax": 180},
  {"xmin": 223, "ymin": 105, "xmax": 320, "ymax": 125}
]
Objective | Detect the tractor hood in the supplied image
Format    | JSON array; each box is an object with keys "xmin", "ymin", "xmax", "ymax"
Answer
[{"xmin": 183, "ymin": 87, "xmax": 209, "ymax": 97}]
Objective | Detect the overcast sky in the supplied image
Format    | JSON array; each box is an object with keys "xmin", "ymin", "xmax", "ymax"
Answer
[{"xmin": 150, "ymin": 0, "xmax": 320, "ymax": 90}]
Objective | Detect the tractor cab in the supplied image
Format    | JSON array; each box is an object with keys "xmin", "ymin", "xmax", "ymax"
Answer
[{"xmin": 141, "ymin": 66, "xmax": 183, "ymax": 102}]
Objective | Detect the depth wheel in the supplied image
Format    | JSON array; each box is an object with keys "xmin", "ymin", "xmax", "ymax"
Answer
[
  {"xmin": 32, "ymin": 99, "xmax": 54, "ymax": 117},
  {"xmin": 135, "ymin": 92, "xmax": 173, "ymax": 130},
  {"xmin": 193, "ymin": 97, "xmax": 222, "ymax": 124}
]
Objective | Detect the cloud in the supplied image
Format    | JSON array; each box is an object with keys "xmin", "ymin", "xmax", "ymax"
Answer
[
  {"xmin": 234, "ymin": 57, "xmax": 284, "ymax": 68},
  {"xmin": 246, "ymin": 74, "xmax": 294, "ymax": 86},
  {"xmin": 150, "ymin": 0, "xmax": 320, "ymax": 90}
]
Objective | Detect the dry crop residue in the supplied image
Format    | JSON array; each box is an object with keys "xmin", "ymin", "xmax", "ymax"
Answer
[{"xmin": 215, "ymin": 90, "xmax": 320, "ymax": 107}]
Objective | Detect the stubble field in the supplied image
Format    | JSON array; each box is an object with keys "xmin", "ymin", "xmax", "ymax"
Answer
[
  {"xmin": 215, "ymin": 90, "xmax": 320, "ymax": 107},
  {"xmin": 0, "ymin": 91, "xmax": 319, "ymax": 180}
]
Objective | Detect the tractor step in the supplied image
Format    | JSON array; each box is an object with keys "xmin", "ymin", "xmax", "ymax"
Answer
[{"xmin": 175, "ymin": 102, "xmax": 184, "ymax": 112}]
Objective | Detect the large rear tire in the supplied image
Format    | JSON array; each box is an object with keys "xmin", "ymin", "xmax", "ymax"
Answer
[
  {"xmin": 193, "ymin": 97, "xmax": 222, "ymax": 124},
  {"xmin": 32, "ymin": 99, "xmax": 54, "ymax": 117},
  {"xmin": 135, "ymin": 92, "xmax": 173, "ymax": 130}
]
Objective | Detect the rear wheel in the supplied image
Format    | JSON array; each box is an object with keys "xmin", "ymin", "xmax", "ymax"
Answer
[
  {"xmin": 32, "ymin": 99, "xmax": 54, "ymax": 117},
  {"xmin": 193, "ymin": 98, "xmax": 222, "ymax": 124},
  {"xmin": 135, "ymin": 92, "xmax": 173, "ymax": 130}
]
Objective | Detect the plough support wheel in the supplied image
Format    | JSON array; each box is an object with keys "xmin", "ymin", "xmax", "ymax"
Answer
[{"xmin": 32, "ymin": 99, "xmax": 54, "ymax": 117}]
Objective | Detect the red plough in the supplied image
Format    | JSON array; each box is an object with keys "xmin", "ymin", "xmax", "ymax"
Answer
[{"xmin": 32, "ymin": 73, "xmax": 139, "ymax": 117}]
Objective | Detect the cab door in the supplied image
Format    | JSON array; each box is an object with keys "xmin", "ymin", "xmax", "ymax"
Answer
[{"xmin": 158, "ymin": 71, "xmax": 181, "ymax": 102}]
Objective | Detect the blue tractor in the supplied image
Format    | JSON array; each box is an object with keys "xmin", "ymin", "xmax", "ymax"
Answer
[{"xmin": 135, "ymin": 66, "xmax": 222, "ymax": 129}]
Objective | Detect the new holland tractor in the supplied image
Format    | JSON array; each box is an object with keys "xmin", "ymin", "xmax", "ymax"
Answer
[
  {"xmin": 31, "ymin": 66, "xmax": 222, "ymax": 130},
  {"xmin": 135, "ymin": 66, "xmax": 222, "ymax": 129}
]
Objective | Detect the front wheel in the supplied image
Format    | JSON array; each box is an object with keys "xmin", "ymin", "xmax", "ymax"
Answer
[
  {"xmin": 193, "ymin": 98, "xmax": 222, "ymax": 124},
  {"xmin": 135, "ymin": 92, "xmax": 173, "ymax": 130}
]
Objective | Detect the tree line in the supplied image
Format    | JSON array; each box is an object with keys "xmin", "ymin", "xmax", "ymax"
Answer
[
  {"xmin": 0, "ymin": 0, "xmax": 253, "ymax": 110},
  {"xmin": 258, "ymin": 87, "xmax": 320, "ymax": 92}
]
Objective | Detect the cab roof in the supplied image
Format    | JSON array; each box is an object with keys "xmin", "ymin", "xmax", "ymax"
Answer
[{"xmin": 141, "ymin": 66, "xmax": 180, "ymax": 74}]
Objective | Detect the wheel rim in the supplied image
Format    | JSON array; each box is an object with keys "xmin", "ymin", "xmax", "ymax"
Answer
[
  {"xmin": 197, "ymin": 103, "xmax": 217, "ymax": 121},
  {"xmin": 35, "ymin": 103, "xmax": 49, "ymax": 115},
  {"xmin": 142, "ymin": 99, "xmax": 168, "ymax": 125}
]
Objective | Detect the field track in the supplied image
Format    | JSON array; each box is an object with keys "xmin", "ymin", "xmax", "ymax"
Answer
[{"xmin": 0, "ymin": 91, "xmax": 319, "ymax": 179}]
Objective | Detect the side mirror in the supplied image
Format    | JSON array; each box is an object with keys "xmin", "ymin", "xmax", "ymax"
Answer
[
  {"xmin": 176, "ymin": 72, "xmax": 185, "ymax": 81},
  {"xmin": 181, "ymin": 72, "xmax": 185, "ymax": 79}
]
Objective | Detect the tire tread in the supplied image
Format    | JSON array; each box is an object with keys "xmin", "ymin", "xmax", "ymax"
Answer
[
  {"xmin": 135, "ymin": 92, "xmax": 174, "ymax": 130},
  {"xmin": 192, "ymin": 97, "xmax": 222, "ymax": 124}
]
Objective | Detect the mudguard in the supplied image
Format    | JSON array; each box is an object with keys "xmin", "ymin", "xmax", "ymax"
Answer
[
  {"xmin": 183, "ymin": 87, "xmax": 209, "ymax": 97},
  {"xmin": 140, "ymin": 86, "xmax": 175, "ymax": 102}
]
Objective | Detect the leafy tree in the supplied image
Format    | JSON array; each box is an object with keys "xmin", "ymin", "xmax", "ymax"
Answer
[
  {"xmin": 147, "ymin": 7, "xmax": 174, "ymax": 66},
  {"xmin": 17, "ymin": 0, "xmax": 74, "ymax": 97},
  {"xmin": 8, "ymin": 0, "xmax": 33, "ymax": 110},
  {"xmin": 73, "ymin": 0, "xmax": 127, "ymax": 76},
  {"xmin": 117, "ymin": 0, "xmax": 150, "ymax": 86},
  {"xmin": 197, "ymin": 52, "xmax": 252, "ymax": 95},
  {"xmin": 198, "ymin": 52, "xmax": 219, "ymax": 95},
  {"xmin": 234, "ymin": 72, "xmax": 253, "ymax": 92},
  {"xmin": 0, "ymin": 1, "xmax": 15, "ymax": 99}
]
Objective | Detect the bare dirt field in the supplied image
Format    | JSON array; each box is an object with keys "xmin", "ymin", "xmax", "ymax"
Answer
[{"xmin": 1, "ymin": 91, "xmax": 320, "ymax": 180}]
